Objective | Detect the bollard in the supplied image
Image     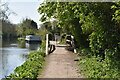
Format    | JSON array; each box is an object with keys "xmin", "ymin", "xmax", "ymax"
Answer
[{"xmin": 46, "ymin": 34, "xmax": 49, "ymax": 55}]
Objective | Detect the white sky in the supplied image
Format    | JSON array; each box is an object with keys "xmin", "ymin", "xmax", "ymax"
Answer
[
  {"xmin": 1, "ymin": 0, "xmax": 44, "ymax": 27},
  {"xmin": 2, "ymin": 0, "xmax": 44, "ymax": 2}
]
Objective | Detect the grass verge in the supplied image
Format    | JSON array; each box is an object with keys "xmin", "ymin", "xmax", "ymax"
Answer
[{"xmin": 78, "ymin": 56, "xmax": 120, "ymax": 78}]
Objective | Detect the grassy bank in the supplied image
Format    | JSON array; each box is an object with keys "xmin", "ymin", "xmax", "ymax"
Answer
[
  {"xmin": 6, "ymin": 40, "xmax": 46, "ymax": 79},
  {"xmin": 78, "ymin": 56, "xmax": 120, "ymax": 78},
  {"xmin": 6, "ymin": 51, "xmax": 45, "ymax": 79}
]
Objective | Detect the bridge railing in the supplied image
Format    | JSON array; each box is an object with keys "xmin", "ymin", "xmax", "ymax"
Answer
[{"xmin": 66, "ymin": 35, "xmax": 77, "ymax": 53}]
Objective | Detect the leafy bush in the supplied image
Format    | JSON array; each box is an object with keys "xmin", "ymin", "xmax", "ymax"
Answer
[
  {"xmin": 18, "ymin": 37, "xmax": 25, "ymax": 41},
  {"xmin": 40, "ymin": 40, "xmax": 46, "ymax": 53},
  {"xmin": 38, "ymin": 2, "xmax": 120, "ymax": 78},
  {"xmin": 6, "ymin": 51, "xmax": 45, "ymax": 78},
  {"xmin": 79, "ymin": 56, "xmax": 120, "ymax": 78},
  {"xmin": 77, "ymin": 48, "xmax": 92, "ymax": 56}
]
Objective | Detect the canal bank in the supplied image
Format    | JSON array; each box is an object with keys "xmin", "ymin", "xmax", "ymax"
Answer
[
  {"xmin": 2, "ymin": 39, "xmax": 45, "ymax": 79},
  {"xmin": 0, "ymin": 39, "xmax": 43, "ymax": 79},
  {"xmin": 6, "ymin": 51, "xmax": 45, "ymax": 78}
]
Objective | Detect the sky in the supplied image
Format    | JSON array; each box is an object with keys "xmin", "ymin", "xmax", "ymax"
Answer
[{"xmin": 1, "ymin": 0, "xmax": 44, "ymax": 27}]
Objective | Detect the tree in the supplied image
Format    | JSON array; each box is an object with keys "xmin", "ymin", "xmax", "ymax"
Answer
[
  {"xmin": 38, "ymin": 2, "xmax": 120, "ymax": 58},
  {"xmin": 1, "ymin": 18, "xmax": 17, "ymax": 39},
  {"xmin": 0, "ymin": 3, "xmax": 16, "ymax": 20},
  {"xmin": 0, "ymin": 3, "xmax": 17, "ymax": 39},
  {"xmin": 38, "ymin": 20, "xmax": 58, "ymax": 40},
  {"xmin": 38, "ymin": 2, "xmax": 89, "ymax": 48},
  {"xmin": 38, "ymin": 1, "xmax": 120, "ymax": 78},
  {"xmin": 17, "ymin": 18, "xmax": 38, "ymax": 37}
]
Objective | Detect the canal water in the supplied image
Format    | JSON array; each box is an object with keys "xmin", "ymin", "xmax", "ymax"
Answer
[{"xmin": 0, "ymin": 39, "xmax": 41, "ymax": 79}]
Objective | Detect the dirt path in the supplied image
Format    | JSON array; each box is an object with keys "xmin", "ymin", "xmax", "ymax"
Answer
[{"xmin": 38, "ymin": 42, "xmax": 84, "ymax": 78}]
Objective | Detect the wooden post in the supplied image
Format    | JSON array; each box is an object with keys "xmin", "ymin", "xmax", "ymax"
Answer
[{"xmin": 46, "ymin": 34, "xmax": 49, "ymax": 55}]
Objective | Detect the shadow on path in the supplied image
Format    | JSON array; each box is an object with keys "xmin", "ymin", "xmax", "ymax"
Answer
[{"xmin": 38, "ymin": 41, "xmax": 84, "ymax": 78}]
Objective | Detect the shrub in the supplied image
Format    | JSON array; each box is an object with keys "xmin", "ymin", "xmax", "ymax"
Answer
[
  {"xmin": 6, "ymin": 51, "xmax": 45, "ymax": 78},
  {"xmin": 79, "ymin": 56, "xmax": 120, "ymax": 78}
]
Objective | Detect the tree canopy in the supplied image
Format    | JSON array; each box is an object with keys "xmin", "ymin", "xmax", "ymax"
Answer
[
  {"xmin": 38, "ymin": 1, "xmax": 120, "ymax": 61},
  {"xmin": 17, "ymin": 18, "xmax": 38, "ymax": 37},
  {"xmin": 37, "ymin": 1, "xmax": 120, "ymax": 78},
  {"xmin": 0, "ymin": 3, "xmax": 17, "ymax": 39}
]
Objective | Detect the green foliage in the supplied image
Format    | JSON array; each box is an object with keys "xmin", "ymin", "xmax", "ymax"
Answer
[
  {"xmin": 17, "ymin": 40, "xmax": 26, "ymax": 48},
  {"xmin": 37, "ymin": 20, "xmax": 59, "ymax": 40},
  {"xmin": 79, "ymin": 56, "xmax": 120, "ymax": 78},
  {"xmin": 6, "ymin": 51, "xmax": 45, "ymax": 78},
  {"xmin": 18, "ymin": 37, "xmax": 25, "ymax": 41},
  {"xmin": 37, "ymin": 22, "xmax": 51, "ymax": 40},
  {"xmin": 6, "ymin": 39, "xmax": 46, "ymax": 79},
  {"xmin": 16, "ymin": 18, "xmax": 38, "ymax": 37},
  {"xmin": 38, "ymin": 1, "xmax": 120, "ymax": 78},
  {"xmin": 2, "ymin": 19, "xmax": 17, "ymax": 39},
  {"xmin": 0, "ymin": 3, "xmax": 17, "ymax": 39},
  {"xmin": 59, "ymin": 39, "xmax": 66, "ymax": 44},
  {"xmin": 59, "ymin": 33, "xmax": 66, "ymax": 44},
  {"xmin": 77, "ymin": 48, "xmax": 92, "ymax": 56},
  {"xmin": 38, "ymin": 2, "xmax": 88, "ymax": 49},
  {"xmin": 40, "ymin": 40, "xmax": 46, "ymax": 54},
  {"xmin": 112, "ymin": 2, "xmax": 120, "ymax": 23},
  {"xmin": 38, "ymin": 2, "xmax": 119, "ymax": 54}
]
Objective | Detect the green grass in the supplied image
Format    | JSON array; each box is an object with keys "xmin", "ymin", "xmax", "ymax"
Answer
[{"xmin": 59, "ymin": 39, "xmax": 66, "ymax": 44}]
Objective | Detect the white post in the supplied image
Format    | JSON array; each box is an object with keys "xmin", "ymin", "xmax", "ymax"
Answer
[
  {"xmin": 46, "ymin": 34, "xmax": 49, "ymax": 55},
  {"xmin": 71, "ymin": 35, "xmax": 77, "ymax": 53}
]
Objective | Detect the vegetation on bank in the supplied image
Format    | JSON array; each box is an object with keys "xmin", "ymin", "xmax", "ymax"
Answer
[
  {"xmin": 18, "ymin": 37, "xmax": 25, "ymax": 41},
  {"xmin": 6, "ymin": 51, "xmax": 45, "ymax": 78},
  {"xmin": 38, "ymin": 2, "xmax": 120, "ymax": 78},
  {"xmin": 1, "ymin": 3, "xmax": 48, "ymax": 79},
  {"xmin": 78, "ymin": 54, "xmax": 120, "ymax": 78},
  {"xmin": 0, "ymin": 3, "xmax": 17, "ymax": 39},
  {"xmin": 6, "ymin": 40, "xmax": 46, "ymax": 79}
]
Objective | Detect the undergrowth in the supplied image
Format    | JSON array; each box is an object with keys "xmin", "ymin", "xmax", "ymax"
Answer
[
  {"xmin": 6, "ymin": 40, "xmax": 46, "ymax": 79},
  {"xmin": 79, "ymin": 56, "xmax": 120, "ymax": 78},
  {"xmin": 6, "ymin": 51, "xmax": 45, "ymax": 79}
]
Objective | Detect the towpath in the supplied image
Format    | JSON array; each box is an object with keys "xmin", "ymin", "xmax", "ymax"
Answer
[{"xmin": 38, "ymin": 41, "xmax": 84, "ymax": 78}]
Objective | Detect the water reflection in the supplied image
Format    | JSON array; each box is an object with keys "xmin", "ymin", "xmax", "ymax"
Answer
[
  {"xmin": 0, "ymin": 50, "xmax": 2, "ymax": 79},
  {"xmin": 2, "ymin": 53, "xmax": 27, "ymax": 76},
  {"xmin": 0, "ymin": 39, "xmax": 2, "ymax": 79},
  {"xmin": 1, "ymin": 46, "xmax": 30, "ymax": 78},
  {"xmin": 1, "ymin": 39, "xmax": 41, "ymax": 79},
  {"xmin": 18, "ymin": 41, "xmax": 26, "ymax": 48},
  {"xmin": 26, "ymin": 42, "xmax": 41, "ymax": 50}
]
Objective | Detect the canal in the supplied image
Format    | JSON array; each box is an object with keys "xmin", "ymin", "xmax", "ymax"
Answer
[{"xmin": 0, "ymin": 39, "xmax": 41, "ymax": 79}]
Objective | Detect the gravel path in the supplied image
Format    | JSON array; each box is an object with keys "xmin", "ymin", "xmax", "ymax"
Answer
[{"xmin": 38, "ymin": 42, "xmax": 84, "ymax": 78}]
